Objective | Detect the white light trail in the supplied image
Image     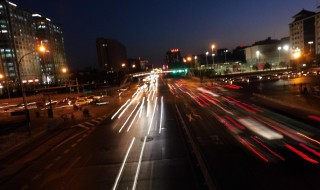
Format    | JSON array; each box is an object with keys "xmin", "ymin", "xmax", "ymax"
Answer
[
  {"xmin": 132, "ymin": 136, "xmax": 147, "ymax": 190},
  {"xmin": 118, "ymin": 99, "xmax": 135, "ymax": 119},
  {"xmin": 139, "ymin": 97, "xmax": 145, "ymax": 118},
  {"xmin": 147, "ymin": 97, "xmax": 158, "ymax": 135},
  {"xmin": 111, "ymin": 99, "xmax": 130, "ymax": 120},
  {"xmin": 159, "ymin": 96, "xmax": 163, "ymax": 134},
  {"xmin": 132, "ymin": 87, "xmax": 141, "ymax": 98},
  {"xmin": 146, "ymin": 94, "xmax": 151, "ymax": 117},
  {"xmin": 112, "ymin": 137, "xmax": 135, "ymax": 190},
  {"xmin": 151, "ymin": 88, "xmax": 156, "ymax": 101},
  {"xmin": 127, "ymin": 103, "xmax": 143, "ymax": 132},
  {"xmin": 119, "ymin": 102, "xmax": 140, "ymax": 133}
]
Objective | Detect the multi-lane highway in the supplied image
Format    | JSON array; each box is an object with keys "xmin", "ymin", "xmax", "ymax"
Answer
[
  {"xmin": 1, "ymin": 73, "xmax": 320, "ymax": 190},
  {"xmin": 0, "ymin": 74, "xmax": 205, "ymax": 190}
]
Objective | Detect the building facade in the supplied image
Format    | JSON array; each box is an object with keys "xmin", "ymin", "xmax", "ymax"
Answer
[
  {"xmin": 96, "ymin": 38, "xmax": 127, "ymax": 72},
  {"xmin": 0, "ymin": 0, "xmax": 41, "ymax": 85},
  {"xmin": 245, "ymin": 37, "xmax": 290, "ymax": 68},
  {"xmin": 0, "ymin": 0, "xmax": 68, "ymax": 92},
  {"xmin": 33, "ymin": 14, "xmax": 68, "ymax": 84},
  {"xmin": 165, "ymin": 49, "xmax": 183, "ymax": 69},
  {"xmin": 289, "ymin": 10, "xmax": 315, "ymax": 57}
]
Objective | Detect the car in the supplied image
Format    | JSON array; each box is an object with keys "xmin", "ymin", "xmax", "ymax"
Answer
[
  {"xmin": 56, "ymin": 100, "xmax": 71, "ymax": 108},
  {"xmin": 75, "ymin": 99, "xmax": 88, "ymax": 106}
]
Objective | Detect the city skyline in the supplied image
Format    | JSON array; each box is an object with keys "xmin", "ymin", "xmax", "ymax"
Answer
[{"xmin": 12, "ymin": 0, "xmax": 318, "ymax": 70}]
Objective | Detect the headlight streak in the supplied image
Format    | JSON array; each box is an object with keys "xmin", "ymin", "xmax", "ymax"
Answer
[
  {"xmin": 146, "ymin": 94, "xmax": 151, "ymax": 117},
  {"xmin": 111, "ymin": 99, "xmax": 130, "ymax": 120},
  {"xmin": 132, "ymin": 87, "xmax": 142, "ymax": 98},
  {"xmin": 147, "ymin": 97, "xmax": 158, "ymax": 135},
  {"xmin": 119, "ymin": 102, "xmax": 140, "ymax": 133},
  {"xmin": 159, "ymin": 96, "xmax": 163, "ymax": 134},
  {"xmin": 139, "ymin": 97, "xmax": 145, "ymax": 118},
  {"xmin": 118, "ymin": 98, "xmax": 135, "ymax": 119},
  {"xmin": 297, "ymin": 132, "xmax": 320, "ymax": 145},
  {"xmin": 132, "ymin": 136, "xmax": 147, "ymax": 190},
  {"xmin": 151, "ymin": 88, "xmax": 156, "ymax": 101},
  {"xmin": 112, "ymin": 137, "xmax": 135, "ymax": 190},
  {"xmin": 127, "ymin": 102, "xmax": 143, "ymax": 132}
]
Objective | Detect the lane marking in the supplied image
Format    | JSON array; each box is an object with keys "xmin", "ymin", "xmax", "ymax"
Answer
[
  {"xmin": 112, "ymin": 137, "xmax": 135, "ymax": 190},
  {"xmin": 45, "ymin": 163, "xmax": 53, "ymax": 170},
  {"xmin": 71, "ymin": 143, "xmax": 77, "ymax": 148},
  {"xmin": 132, "ymin": 136, "xmax": 147, "ymax": 190},
  {"xmin": 91, "ymin": 119, "xmax": 100, "ymax": 124},
  {"xmin": 32, "ymin": 173, "xmax": 42, "ymax": 181},
  {"xmin": 85, "ymin": 122, "xmax": 95, "ymax": 126},
  {"xmin": 51, "ymin": 130, "xmax": 86, "ymax": 151},
  {"xmin": 64, "ymin": 149, "xmax": 70, "ymax": 154},
  {"xmin": 19, "ymin": 185, "xmax": 29, "ymax": 190},
  {"xmin": 78, "ymin": 124, "xmax": 90, "ymax": 130}
]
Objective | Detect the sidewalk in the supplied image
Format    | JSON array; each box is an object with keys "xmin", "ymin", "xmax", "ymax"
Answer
[{"xmin": 0, "ymin": 95, "xmax": 120, "ymax": 157}]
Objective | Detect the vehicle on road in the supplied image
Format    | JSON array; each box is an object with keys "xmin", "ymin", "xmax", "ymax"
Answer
[{"xmin": 75, "ymin": 99, "xmax": 88, "ymax": 106}]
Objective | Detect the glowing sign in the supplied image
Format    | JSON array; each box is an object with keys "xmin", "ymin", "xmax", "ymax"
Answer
[{"xmin": 171, "ymin": 49, "xmax": 179, "ymax": 53}]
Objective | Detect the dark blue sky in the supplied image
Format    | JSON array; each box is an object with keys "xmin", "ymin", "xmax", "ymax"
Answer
[{"xmin": 13, "ymin": 0, "xmax": 317, "ymax": 70}]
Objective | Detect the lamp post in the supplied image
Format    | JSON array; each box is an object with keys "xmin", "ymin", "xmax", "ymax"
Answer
[
  {"xmin": 278, "ymin": 46, "xmax": 282, "ymax": 64},
  {"xmin": 211, "ymin": 44, "xmax": 215, "ymax": 69},
  {"xmin": 205, "ymin": 51, "xmax": 209, "ymax": 70},
  {"xmin": 212, "ymin": 54, "xmax": 215, "ymax": 71},
  {"xmin": 17, "ymin": 44, "xmax": 46, "ymax": 132},
  {"xmin": 224, "ymin": 50, "xmax": 228, "ymax": 63},
  {"xmin": 256, "ymin": 50, "xmax": 260, "ymax": 63},
  {"xmin": 62, "ymin": 67, "xmax": 70, "ymax": 93}
]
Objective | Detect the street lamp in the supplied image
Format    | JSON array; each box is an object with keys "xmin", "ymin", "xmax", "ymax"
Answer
[
  {"xmin": 224, "ymin": 50, "xmax": 228, "ymax": 63},
  {"xmin": 278, "ymin": 46, "xmax": 282, "ymax": 64},
  {"xmin": 194, "ymin": 56, "xmax": 197, "ymax": 70},
  {"xmin": 212, "ymin": 54, "xmax": 215, "ymax": 70},
  {"xmin": 17, "ymin": 44, "xmax": 46, "ymax": 132},
  {"xmin": 256, "ymin": 50, "xmax": 260, "ymax": 63},
  {"xmin": 205, "ymin": 51, "xmax": 209, "ymax": 70},
  {"xmin": 211, "ymin": 44, "xmax": 215, "ymax": 69}
]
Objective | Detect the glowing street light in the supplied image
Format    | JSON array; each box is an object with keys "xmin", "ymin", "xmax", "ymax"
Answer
[
  {"xmin": 278, "ymin": 46, "xmax": 282, "ymax": 63},
  {"xmin": 62, "ymin": 67, "xmax": 67, "ymax": 73},
  {"xmin": 256, "ymin": 50, "xmax": 260, "ymax": 62},
  {"xmin": 17, "ymin": 43, "xmax": 47, "ymax": 132},
  {"xmin": 293, "ymin": 49, "xmax": 301, "ymax": 59},
  {"xmin": 205, "ymin": 51, "xmax": 209, "ymax": 69},
  {"xmin": 211, "ymin": 44, "xmax": 216, "ymax": 69},
  {"xmin": 224, "ymin": 49, "xmax": 228, "ymax": 63}
]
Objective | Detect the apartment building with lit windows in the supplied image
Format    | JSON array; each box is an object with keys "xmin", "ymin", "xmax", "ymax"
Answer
[
  {"xmin": 33, "ymin": 14, "xmax": 68, "ymax": 84},
  {"xmin": 289, "ymin": 9, "xmax": 315, "ymax": 56},
  {"xmin": 0, "ymin": 0, "xmax": 68, "ymax": 91},
  {"xmin": 0, "ymin": 0, "xmax": 41, "ymax": 85}
]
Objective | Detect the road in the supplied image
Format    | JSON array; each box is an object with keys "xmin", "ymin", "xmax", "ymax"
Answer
[
  {"xmin": 167, "ymin": 76, "xmax": 320, "ymax": 190},
  {"xmin": 0, "ymin": 74, "xmax": 204, "ymax": 190},
  {"xmin": 1, "ymin": 74, "xmax": 320, "ymax": 190}
]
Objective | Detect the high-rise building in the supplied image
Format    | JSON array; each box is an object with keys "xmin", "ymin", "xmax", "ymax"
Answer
[
  {"xmin": 289, "ymin": 10, "xmax": 315, "ymax": 55},
  {"xmin": 0, "ymin": 0, "xmax": 41, "ymax": 83},
  {"xmin": 0, "ymin": 0, "xmax": 68, "ymax": 88},
  {"xmin": 33, "ymin": 14, "xmax": 68, "ymax": 84},
  {"xmin": 96, "ymin": 38, "xmax": 127, "ymax": 71},
  {"xmin": 165, "ymin": 49, "xmax": 183, "ymax": 69}
]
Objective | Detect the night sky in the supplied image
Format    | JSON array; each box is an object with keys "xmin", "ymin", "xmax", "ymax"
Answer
[{"xmin": 12, "ymin": 0, "xmax": 317, "ymax": 70}]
